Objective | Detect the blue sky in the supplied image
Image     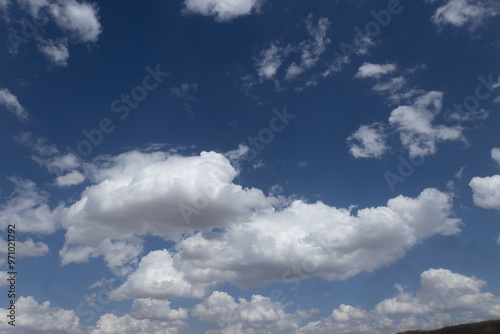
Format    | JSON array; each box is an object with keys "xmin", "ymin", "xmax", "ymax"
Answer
[{"xmin": 0, "ymin": 0, "xmax": 500, "ymax": 333}]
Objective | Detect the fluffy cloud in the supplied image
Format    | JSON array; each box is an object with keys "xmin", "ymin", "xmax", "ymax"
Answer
[
  {"xmin": 59, "ymin": 150, "xmax": 274, "ymax": 257},
  {"xmin": 0, "ymin": 238, "xmax": 49, "ymax": 263},
  {"xmin": 469, "ymin": 175, "xmax": 500, "ymax": 212},
  {"xmin": 389, "ymin": 91, "xmax": 464, "ymax": 158},
  {"xmin": 55, "ymin": 170, "xmax": 85, "ymax": 187},
  {"xmin": 129, "ymin": 298, "xmax": 188, "ymax": 321},
  {"xmin": 183, "ymin": 0, "xmax": 263, "ymax": 22},
  {"xmin": 90, "ymin": 314, "xmax": 185, "ymax": 334},
  {"xmin": 37, "ymin": 38, "xmax": 69, "ymax": 66},
  {"xmin": 355, "ymin": 63, "xmax": 396, "ymax": 79},
  {"xmin": 109, "ymin": 183, "xmax": 460, "ymax": 300},
  {"xmin": 491, "ymin": 147, "xmax": 500, "ymax": 166},
  {"xmin": 0, "ymin": 88, "xmax": 28, "ymax": 122},
  {"xmin": 192, "ymin": 291, "xmax": 315, "ymax": 333},
  {"xmin": 0, "ymin": 177, "xmax": 60, "ymax": 234},
  {"xmin": 298, "ymin": 268, "xmax": 500, "ymax": 333},
  {"xmin": 430, "ymin": 0, "xmax": 500, "ymax": 31},
  {"xmin": 0, "ymin": 296, "xmax": 83, "ymax": 333},
  {"xmin": 20, "ymin": 0, "xmax": 101, "ymax": 42},
  {"xmin": 347, "ymin": 123, "xmax": 388, "ymax": 159},
  {"xmin": 255, "ymin": 43, "xmax": 284, "ymax": 81}
]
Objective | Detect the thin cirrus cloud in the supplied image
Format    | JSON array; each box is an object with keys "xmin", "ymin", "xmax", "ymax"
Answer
[
  {"xmin": 182, "ymin": 0, "xmax": 264, "ymax": 22},
  {"xmin": 37, "ymin": 37, "xmax": 69, "ymax": 67},
  {"xmin": 0, "ymin": 88, "xmax": 29, "ymax": 122}
]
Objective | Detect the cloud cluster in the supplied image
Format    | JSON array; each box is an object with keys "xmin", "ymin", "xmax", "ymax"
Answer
[
  {"xmin": 253, "ymin": 14, "xmax": 332, "ymax": 89},
  {"xmin": 298, "ymin": 268, "xmax": 500, "ymax": 333},
  {"xmin": 10, "ymin": 0, "xmax": 101, "ymax": 66},
  {"xmin": 0, "ymin": 296, "xmax": 83, "ymax": 333},
  {"xmin": 192, "ymin": 291, "xmax": 315, "ymax": 333},
  {"xmin": 107, "ymin": 177, "xmax": 460, "ymax": 300},
  {"xmin": 183, "ymin": 0, "xmax": 263, "ymax": 22},
  {"xmin": 349, "ymin": 64, "xmax": 468, "ymax": 159}
]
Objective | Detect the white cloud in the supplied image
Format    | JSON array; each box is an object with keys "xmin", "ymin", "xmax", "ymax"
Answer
[
  {"xmin": 0, "ymin": 177, "xmax": 59, "ymax": 234},
  {"xmin": 55, "ymin": 170, "xmax": 85, "ymax": 187},
  {"xmin": 430, "ymin": 0, "xmax": 500, "ymax": 31},
  {"xmin": 347, "ymin": 123, "xmax": 388, "ymax": 159},
  {"xmin": 129, "ymin": 298, "xmax": 188, "ymax": 321},
  {"xmin": 58, "ymin": 150, "xmax": 276, "ymax": 271},
  {"xmin": 109, "ymin": 185, "xmax": 460, "ymax": 299},
  {"xmin": 192, "ymin": 291, "xmax": 315, "ymax": 333},
  {"xmin": 14, "ymin": 132, "xmax": 81, "ymax": 175},
  {"xmin": 48, "ymin": 0, "xmax": 101, "ymax": 42},
  {"xmin": 0, "ymin": 296, "xmax": 83, "ymax": 333},
  {"xmin": 14, "ymin": 132, "xmax": 58, "ymax": 156},
  {"xmin": 0, "ymin": 238, "xmax": 49, "ymax": 263},
  {"xmin": 491, "ymin": 147, "xmax": 500, "ymax": 166},
  {"xmin": 255, "ymin": 43, "xmax": 283, "ymax": 81},
  {"xmin": 183, "ymin": 0, "xmax": 263, "ymax": 22},
  {"xmin": 469, "ymin": 175, "xmax": 500, "ymax": 212},
  {"xmin": 285, "ymin": 15, "xmax": 331, "ymax": 81},
  {"xmin": 298, "ymin": 268, "xmax": 500, "ymax": 333},
  {"xmin": 108, "ymin": 249, "xmax": 211, "ymax": 300},
  {"xmin": 60, "ymin": 238, "xmax": 143, "ymax": 275},
  {"xmin": 0, "ymin": 88, "xmax": 28, "ymax": 122},
  {"xmin": 37, "ymin": 38, "xmax": 69, "ymax": 66},
  {"xmin": 19, "ymin": 0, "xmax": 101, "ymax": 42},
  {"xmin": 90, "ymin": 313, "xmax": 185, "ymax": 334},
  {"xmin": 497, "ymin": 234, "xmax": 500, "ymax": 245},
  {"xmin": 355, "ymin": 63, "xmax": 396, "ymax": 79},
  {"xmin": 0, "ymin": 0, "xmax": 9, "ymax": 11},
  {"xmin": 389, "ymin": 91, "xmax": 465, "ymax": 158}
]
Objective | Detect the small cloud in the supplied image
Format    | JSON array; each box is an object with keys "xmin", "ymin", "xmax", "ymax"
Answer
[
  {"xmin": 253, "ymin": 160, "xmax": 264, "ymax": 169},
  {"xmin": 170, "ymin": 83, "xmax": 198, "ymax": 115},
  {"xmin": 492, "ymin": 148, "xmax": 500, "ymax": 166},
  {"xmin": 38, "ymin": 38, "xmax": 69, "ymax": 66},
  {"xmin": 347, "ymin": 123, "xmax": 388, "ymax": 159},
  {"xmin": 0, "ymin": 88, "xmax": 29, "ymax": 122},
  {"xmin": 355, "ymin": 62, "xmax": 397, "ymax": 79},
  {"xmin": 55, "ymin": 170, "xmax": 85, "ymax": 187},
  {"xmin": 182, "ymin": 0, "xmax": 264, "ymax": 22},
  {"xmin": 298, "ymin": 161, "xmax": 308, "ymax": 167}
]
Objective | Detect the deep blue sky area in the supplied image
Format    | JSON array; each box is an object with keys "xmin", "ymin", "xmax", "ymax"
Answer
[{"xmin": 0, "ymin": 1, "xmax": 500, "ymax": 333}]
